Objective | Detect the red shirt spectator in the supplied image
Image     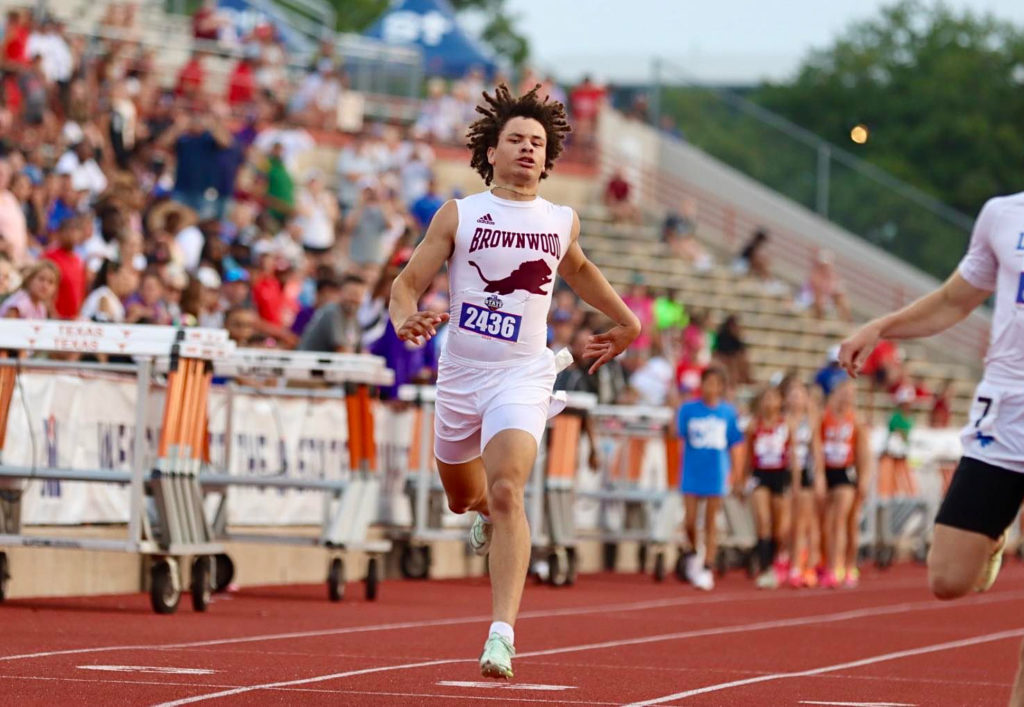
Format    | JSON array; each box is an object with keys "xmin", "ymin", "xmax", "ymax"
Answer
[
  {"xmin": 252, "ymin": 270, "xmax": 285, "ymax": 326},
  {"xmin": 176, "ymin": 54, "xmax": 205, "ymax": 98},
  {"xmin": 862, "ymin": 339, "xmax": 898, "ymax": 385},
  {"xmin": 227, "ymin": 58, "xmax": 255, "ymax": 106},
  {"xmin": 192, "ymin": 3, "xmax": 219, "ymax": 41},
  {"xmin": 570, "ymin": 76, "xmax": 605, "ymax": 122},
  {"xmin": 43, "ymin": 220, "xmax": 86, "ymax": 319},
  {"xmin": 4, "ymin": 11, "xmax": 29, "ymax": 66},
  {"xmin": 605, "ymin": 173, "xmax": 629, "ymax": 203}
]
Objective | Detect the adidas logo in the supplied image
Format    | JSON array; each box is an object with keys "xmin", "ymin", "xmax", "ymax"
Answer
[{"xmin": 477, "ymin": 213, "xmax": 495, "ymax": 224}]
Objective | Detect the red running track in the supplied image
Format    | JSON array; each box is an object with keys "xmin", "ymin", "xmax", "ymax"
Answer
[{"xmin": 2, "ymin": 563, "xmax": 1022, "ymax": 705}]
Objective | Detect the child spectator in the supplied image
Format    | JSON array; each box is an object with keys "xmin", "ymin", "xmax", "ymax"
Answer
[
  {"xmin": 0, "ymin": 260, "xmax": 58, "ymax": 318},
  {"xmin": 677, "ymin": 366, "xmax": 744, "ymax": 591}
]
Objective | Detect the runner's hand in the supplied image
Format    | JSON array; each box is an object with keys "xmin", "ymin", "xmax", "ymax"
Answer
[
  {"xmin": 396, "ymin": 311, "xmax": 449, "ymax": 347},
  {"xmin": 838, "ymin": 321, "xmax": 882, "ymax": 378},
  {"xmin": 583, "ymin": 321, "xmax": 640, "ymax": 374}
]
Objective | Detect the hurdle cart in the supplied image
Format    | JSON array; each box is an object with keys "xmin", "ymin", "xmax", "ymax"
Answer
[
  {"xmin": 199, "ymin": 349, "xmax": 395, "ymax": 601},
  {"xmin": 577, "ymin": 404, "xmax": 681, "ymax": 580},
  {"xmin": 528, "ymin": 391, "xmax": 596, "ymax": 587},
  {"xmin": 0, "ymin": 321, "xmax": 233, "ymax": 614}
]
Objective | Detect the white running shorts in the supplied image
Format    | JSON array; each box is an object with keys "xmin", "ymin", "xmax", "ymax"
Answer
[
  {"xmin": 960, "ymin": 379, "xmax": 1024, "ymax": 474},
  {"xmin": 433, "ymin": 349, "xmax": 558, "ymax": 464}
]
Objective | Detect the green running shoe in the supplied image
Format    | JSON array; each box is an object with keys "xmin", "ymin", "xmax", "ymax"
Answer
[
  {"xmin": 479, "ymin": 632, "xmax": 515, "ymax": 679},
  {"xmin": 469, "ymin": 513, "xmax": 493, "ymax": 557}
]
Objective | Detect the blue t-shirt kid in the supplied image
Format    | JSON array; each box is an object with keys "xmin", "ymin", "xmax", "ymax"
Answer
[{"xmin": 677, "ymin": 399, "xmax": 744, "ymax": 497}]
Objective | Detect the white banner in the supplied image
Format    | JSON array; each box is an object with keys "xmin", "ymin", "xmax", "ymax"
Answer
[{"xmin": 2, "ymin": 372, "xmax": 370, "ymax": 526}]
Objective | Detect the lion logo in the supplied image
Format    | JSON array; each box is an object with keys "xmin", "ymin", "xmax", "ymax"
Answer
[{"xmin": 468, "ymin": 260, "xmax": 552, "ymax": 295}]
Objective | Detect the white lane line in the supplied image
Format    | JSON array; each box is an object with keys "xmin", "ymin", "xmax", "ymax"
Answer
[
  {"xmin": 799, "ymin": 702, "xmax": 916, "ymax": 706},
  {"xmin": 1, "ymin": 580, "xmax": 911, "ymax": 664},
  {"xmin": 0, "ymin": 676, "xmax": 613, "ymax": 704},
  {"xmin": 150, "ymin": 591, "xmax": 1024, "ymax": 707},
  {"xmin": 78, "ymin": 665, "xmax": 216, "ymax": 675},
  {"xmin": 437, "ymin": 681, "xmax": 574, "ymax": 691},
  {"xmin": 628, "ymin": 627, "xmax": 1024, "ymax": 704}
]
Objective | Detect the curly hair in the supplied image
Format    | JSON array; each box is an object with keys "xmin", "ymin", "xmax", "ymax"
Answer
[{"xmin": 466, "ymin": 83, "xmax": 571, "ymax": 186}]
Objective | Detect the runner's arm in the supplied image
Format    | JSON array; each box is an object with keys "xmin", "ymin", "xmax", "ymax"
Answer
[
  {"xmin": 559, "ymin": 211, "xmax": 640, "ymax": 371},
  {"xmin": 839, "ymin": 272, "xmax": 990, "ymax": 376},
  {"xmin": 389, "ymin": 200, "xmax": 455, "ymax": 345}
]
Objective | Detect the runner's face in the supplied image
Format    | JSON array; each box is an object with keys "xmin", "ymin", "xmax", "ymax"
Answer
[{"xmin": 489, "ymin": 117, "xmax": 546, "ymax": 187}]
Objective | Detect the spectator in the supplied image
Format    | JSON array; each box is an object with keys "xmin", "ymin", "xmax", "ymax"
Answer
[
  {"xmin": 0, "ymin": 259, "xmax": 58, "ymax": 318},
  {"xmin": 44, "ymin": 216, "xmax": 86, "ymax": 319},
  {"xmin": 621, "ymin": 276, "xmax": 654, "ymax": 355},
  {"xmin": 814, "ymin": 345, "xmax": 849, "ymax": 398},
  {"xmin": 295, "ymin": 169, "xmax": 337, "ymax": 259},
  {"xmin": 675, "ymin": 326, "xmax": 707, "ymax": 398},
  {"xmin": 292, "ymin": 269, "xmax": 339, "ymax": 336},
  {"xmin": 264, "ymin": 142, "xmax": 294, "ymax": 224},
  {"xmin": 108, "ymin": 80, "xmax": 138, "ymax": 169},
  {"xmin": 226, "ymin": 49, "xmax": 257, "ymax": 107},
  {"xmin": 192, "ymin": 0, "xmax": 228, "ymax": 41},
  {"xmin": 0, "ymin": 253, "xmax": 19, "ymax": 296},
  {"xmin": 603, "ymin": 169, "xmax": 639, "ymax": 223},
  {"xmin": 27, "ymin": 17, "xmax": 73, "ymax": 93},
  {"xmin": 80, "ymin": 257, "xmax": 139, "ymax": 323},
  {"xmin": 653, "ymin": 288, "xmax": 687, "ymax": 332},
  {"xmin": 346, "ymin": 184, "xmax": 391, "ymax": 267},
  {"xmin": 798, "ymin": 250, "xmax": 851, "ymax": 321},
  {"xmin": 555, "ymin": 326, "xmax": 628, "ymax": 405},
  {"xmin": 569, "ymin": 75, "xmax": 605, "ymax": 148},
  {"xmin": 713, "ymin": 314, "xmax": 751, "ymax": 385},
  {"xmin": 54, "ymin": 129, "xmax": 107, "ymax": 198},
  {"xmin": 175, "ymin": 51, "xmax": 205, "ymax": 99},
  {"xmin": 195, "ymin": 265, "xmax": 223, "ymax": 327},
  {"xmin": 629, "ymin": 339, "xmax": 677, "ymax": 406},
  {"xmin": 297, "ymin": 273, "xmax": 366, "ymax": 352},
  {"xmin": 161, "ymin": 112, "xmax": 233, "ymax": 219},
  {"xmin": 251, "ymin": 241, "xmax": 296, "ymax": 328},
  {"xmin": 224, "ymin": 304, "xmax": 259, "ymax": 346},
  {"xmin": 0, "ymin": 159, "xmax": 28, "ymax": 265},
  {"xmin": 125, "ymin": 269, "xmax": 171, "ymax": 324},
  {"xmin": 930, "ymin": 379, "xmax": 954, "ymax": 428},
  {"xmin": 164, "ymin": 208, "xmax": 203, "ymax": 273},
  {"xmin": 733, "ymin": 228, "xmax": 768, "ymax": 275},
  {"xmin": 415, "ymin": 77, "xmax": 461, "ymax": 143},
  {"xmin": 410, "ymin": 176, "xmax": 443, "ymax": 233}
]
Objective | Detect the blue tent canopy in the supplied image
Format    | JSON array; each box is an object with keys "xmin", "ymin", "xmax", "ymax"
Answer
[{"xmin": 364, "ymin": 0, "xmax": 497, "ymax": 78}]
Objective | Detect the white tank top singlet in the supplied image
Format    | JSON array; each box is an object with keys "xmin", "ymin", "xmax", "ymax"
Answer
[{"xmin": 444, "ymin": 190, "xmax": 573, "ymax": 366}]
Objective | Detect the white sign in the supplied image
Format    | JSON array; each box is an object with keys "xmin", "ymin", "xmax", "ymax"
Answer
[{"xmin": 381, "ymin": 10, "xmax": 452, "ymax": 47}]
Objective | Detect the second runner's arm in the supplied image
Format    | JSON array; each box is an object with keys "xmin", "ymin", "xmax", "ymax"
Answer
[
  {"xmin": 838, "ymin": 271, "xmax": 991, "ymax": 377},
  {"xmin": 558, "ymin": 211, "xmax": 641, "ymax": 372},
  {"xmin": 389, "ymin": 200, "xmax": 456, "ymax": 346}
]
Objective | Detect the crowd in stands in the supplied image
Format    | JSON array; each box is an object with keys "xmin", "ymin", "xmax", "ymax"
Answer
[{"xmin": 0, "ymin": 3, "xmax": 957, "ymax": 424}]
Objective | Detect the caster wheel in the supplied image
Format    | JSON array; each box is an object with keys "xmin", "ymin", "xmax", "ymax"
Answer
[
  {"xmin": 675, "ymin": 552, "xmax": 688, "ymax": 582},
  {"xmin": 150, "ymin": 559, "xmax": 180, "ymax": 615},
  {"xmin": 213, "ymin": 553, "xmax": 234, "ymax": 593},
  {"xmin": 653, "ymin": 552, "xmax": 666, "ymax": 582},
  {"xmin": 0, "ymin": 551, "xmax": 9, "ymax": 601},
  {"xmin": 328, "ymin": 557, "xmax": 346, "ymax": 602},
  {"xmin": 549, "ymin": 548, "xmax": 569, "ymax": 587},
  {"xmin": 365, "ymin": 557, "xmax": 380, "ymax": 601},
  {"xmin": 399, "ymin": 545, "xmax": 430, "ymax": 580},
  {"xmin": 602, "ymin": 542, "xmax": 618, "ymax": 572},
  {"xmin": 191, "ymin": 556, "xmax": 212, "ymax": 613}
]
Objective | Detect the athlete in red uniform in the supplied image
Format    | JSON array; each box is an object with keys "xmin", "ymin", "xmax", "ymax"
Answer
[{"xmin": 743, "ymin": 386, "xmax": 797, "ymax": 589}]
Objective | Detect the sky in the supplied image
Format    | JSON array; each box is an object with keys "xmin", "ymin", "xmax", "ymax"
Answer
[{"xmin": 495, "ymin": 0, "xmax": 1024, "ymax": 84}]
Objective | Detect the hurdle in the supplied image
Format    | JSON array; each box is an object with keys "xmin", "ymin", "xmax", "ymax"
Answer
[
  {"xmin": 0, "ymin": 320, "xmax": 233, "ymax": 613},
  {"xmin": 529, "ymin": 391, "xmax": 596, "ymax": 587},
  {"xmin": 197, "ymin": 348, "xmax": 395, "ymax": 602}
]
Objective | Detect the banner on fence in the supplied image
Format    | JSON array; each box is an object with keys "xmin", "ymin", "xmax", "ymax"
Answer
[{"xmin": 3, "ymin": 372, "xmax": 386, "ymax": 526}]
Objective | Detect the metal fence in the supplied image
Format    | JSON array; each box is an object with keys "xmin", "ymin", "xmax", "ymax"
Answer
[{"xmin": 649, "ymin": 58, "xmax": 976, "ymax": 280}]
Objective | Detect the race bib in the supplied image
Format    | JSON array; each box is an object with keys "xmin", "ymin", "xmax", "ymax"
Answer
[{"xmin": 457, "ymin": 291, "xmax": 525, "ymax": 343}]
